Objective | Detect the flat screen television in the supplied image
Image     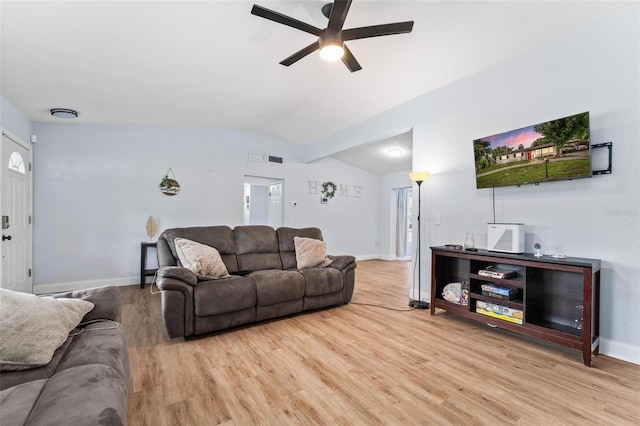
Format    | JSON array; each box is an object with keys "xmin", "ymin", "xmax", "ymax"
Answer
[{"xmin": 473, "ymin": 112, "xmax": 592, "ymax": 189}]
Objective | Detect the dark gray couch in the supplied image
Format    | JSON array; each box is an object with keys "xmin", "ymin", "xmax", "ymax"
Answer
[
  {"xmin": 0, "ymin": 286, "xmax": 129, "ymax": 426},
  {"xmin": 156, "ymin": 225, "xmax": 357, "ymax": 338}
]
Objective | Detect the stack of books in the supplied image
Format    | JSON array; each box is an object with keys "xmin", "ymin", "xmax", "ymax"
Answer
[
  {"xmin": 476, "ymin": 301, "xmax": 523, "ymax": 325},
  {"xmin": 478, "ymin": 266, "xmax": 516, "ymax": 279},
  {"xmin": 481, "ymin": 284, "xmax": 518, "ymax": 300}
]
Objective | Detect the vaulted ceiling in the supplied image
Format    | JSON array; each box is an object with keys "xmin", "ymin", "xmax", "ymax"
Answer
[{"xmin": 0, "ymin": 1, "xmax": 624, "ymax": 174}]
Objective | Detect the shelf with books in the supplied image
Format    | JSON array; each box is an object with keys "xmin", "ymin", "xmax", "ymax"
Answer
[
  {"xmin": 430, "ymin": 246, "xmax": 601, "ymax": 366},
  {"xmin": 469, "ymin": 273, "xmax": 524, "ymax": 289}
]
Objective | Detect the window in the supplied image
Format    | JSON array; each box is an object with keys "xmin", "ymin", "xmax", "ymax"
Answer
[{"xmin": 8, "ymin": 152, "xmax": 25, "ymax": 174}]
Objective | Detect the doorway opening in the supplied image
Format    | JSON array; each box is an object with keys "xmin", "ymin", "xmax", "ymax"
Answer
[
  {"xmin": 243, "ymin": 175, "xmax": 284, "ymax": 228},
  {"xmin": 393, "ymin": 187, "xmax": 412, "ymax": 259}
]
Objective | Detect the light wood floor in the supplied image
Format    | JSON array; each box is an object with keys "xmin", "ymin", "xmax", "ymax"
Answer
[{"xmin": 120, "ymin": 260, "xmax": 640, "ymax": 425}]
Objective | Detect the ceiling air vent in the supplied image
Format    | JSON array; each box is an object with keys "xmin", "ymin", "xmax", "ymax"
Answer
[{"xmin": 247, "ymin": 152, "xmax": 266, "ymax": 162}]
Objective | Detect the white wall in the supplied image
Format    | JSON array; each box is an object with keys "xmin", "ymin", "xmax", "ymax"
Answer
[
  {"xmin": 284, "ymin": 157, "xmax": 379, "ymax": 257},
  {"xmin": 1, "ymin": 95, "xmax": 31, "ymax": 142},
  {"xmin": 312, "ymin": 4, "xmax": 640, "ymax": 363},
  {"xmin": 28, "ymin": 123, "xmax": 378, "ymax": 292}
]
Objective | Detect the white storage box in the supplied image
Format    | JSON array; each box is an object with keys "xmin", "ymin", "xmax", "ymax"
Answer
[{"xmin": 487, "ymin": 223, "xmax": 525, "ymax": 254}]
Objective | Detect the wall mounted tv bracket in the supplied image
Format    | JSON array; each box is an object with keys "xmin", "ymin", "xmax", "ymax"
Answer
[{"xmin": 591, "ymin": 142, "xmax": 612, "ymax": 175}]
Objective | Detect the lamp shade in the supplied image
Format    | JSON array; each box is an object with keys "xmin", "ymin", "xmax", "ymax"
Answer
[{"xmin": 409, "ymin": 171, "xmax": 431, "ymax": 183}]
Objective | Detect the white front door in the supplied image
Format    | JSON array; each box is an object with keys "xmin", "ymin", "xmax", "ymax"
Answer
[
  {"xmin": 1, "ymin": 132, "xmax": 32, "ymax": 293},
  {"xmin": 268, "ymin": 181, "xmax": 283, "ymax": 228}
]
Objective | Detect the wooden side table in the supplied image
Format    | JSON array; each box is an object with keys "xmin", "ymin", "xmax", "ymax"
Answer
[{"xmin": 140, "ymin": 242, "xmax": 158, "ymax": 289}]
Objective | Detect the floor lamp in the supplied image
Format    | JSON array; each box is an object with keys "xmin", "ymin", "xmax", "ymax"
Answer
[{"xmin": 409, "ymin": 171, "xmax": 430, "ymax": 309}]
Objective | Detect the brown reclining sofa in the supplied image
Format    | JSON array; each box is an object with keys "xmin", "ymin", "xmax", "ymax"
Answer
[{"xmin": 155, "ymin": 225, "xmax": 356, "ymax": 338}]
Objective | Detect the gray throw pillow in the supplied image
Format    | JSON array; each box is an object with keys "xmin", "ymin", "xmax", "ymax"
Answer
[
  {"xmin": 174, "ymin": 237, "xmax": 230, "ymax": 280},
  {"xmin": 0, "ymin": 289, "xmax": 94, "ymax": 370},
  {"xmin": 294, "ymin": 236, "xmax": 333, "ymax": 269}
]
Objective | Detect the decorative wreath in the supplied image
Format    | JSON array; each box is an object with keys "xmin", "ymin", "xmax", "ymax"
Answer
[{"xmin": 321, "ymin": 181, "xmax": 337, "ymax": 199}]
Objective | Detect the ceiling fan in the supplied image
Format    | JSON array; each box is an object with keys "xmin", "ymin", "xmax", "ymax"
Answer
[{"xmin": 251, "ymin": 0, "xmax": 414, "ymax": 72}]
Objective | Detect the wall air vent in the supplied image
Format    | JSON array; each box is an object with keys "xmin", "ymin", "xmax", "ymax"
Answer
[
  {"xmin": 268, "ymin": 155, "xmax": 283, "ymax": 164},
  {"xmin": 247, "ymin": 152, "xmax": 266, "ymax": 162}
]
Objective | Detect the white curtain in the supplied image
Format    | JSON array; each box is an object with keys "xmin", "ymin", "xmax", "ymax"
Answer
[{"xmin": 395, "ymin": 188, "xmax": 410, "ymax": 257}]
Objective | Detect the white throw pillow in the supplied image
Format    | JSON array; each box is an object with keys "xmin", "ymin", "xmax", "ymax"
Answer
[
  {"xmin": 174, "ymin": 237, "xmax": 230, "ymax": 280},
  {"xmin": 0, "ymin": 289, "xmax": 94, "ymax": 369},
  {"xmin": 294, "ymin": 236, "xmax": 333, "ymax": 269}
]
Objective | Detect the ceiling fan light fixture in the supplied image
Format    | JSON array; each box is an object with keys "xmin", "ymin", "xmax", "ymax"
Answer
[
  {"xmin": 50, "ymin": 108, "xmax": 78, "ymax": 119},
  {"xmin": 319, "ymin": 41, "xmax": 344, "ymax": 62},
  {"xmin": 251, "ymin": 1, "xmax": 414, "ymax": 71}
]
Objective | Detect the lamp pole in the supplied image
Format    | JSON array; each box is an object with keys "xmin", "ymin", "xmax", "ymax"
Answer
[{"xmin": 409, "ymin": 171, "xmax": 430, "ymax": 309}]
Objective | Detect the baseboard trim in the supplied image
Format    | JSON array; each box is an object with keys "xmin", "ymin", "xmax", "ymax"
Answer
[
  {"xmin": 354, "ymin": 254, "xmax": 380, "ymax": 261},
  {"xmin": 356, "ymin": 255, "xmax": 411, "ymax": 261},
  {"xmin": 599, "ymin": 338, "xmax": 640, "ymax": 365},
  {"xmin": 33, "ymin": 276, "xmax": 141, "ymax": 295}
]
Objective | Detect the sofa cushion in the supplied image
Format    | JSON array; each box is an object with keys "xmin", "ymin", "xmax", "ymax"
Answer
[
  {"xmin": 235, "ymin": 226, "xmax": 283, "ymax": 271},
  {"xmin": 24, "ymin": 365, "xmax": 128, "ymax": 426},
  {"xmin": 300, "ymin": 267, "xmax": 344, "ymax": 296},
  {"xmin": 251, "ymin": 270, "xmax": 305, "ymax": 306},
  {"xmin": 0, "ymin": 338, "xmax": 73, "ymax": 390},
  {"xmin": 55, "ymin": 321, "xmax": 129, "ymax": 379},
  {"xmin": 0, "ymin": 379, "xmax": 48, "ymax": 426},
  {"xmin": 194, "ymin": 276, "xmax": 256, "ymax": 316},
  {"xmin": 294, "ymin": 237, "xmax": 333, "ymax": 269},
  {"xmin": 277, "ymin": 227, "xmax": 323, "ymax": 269},
  {"xmin": 162, "ymin": 226, "xmax": 239, "ymax": 272},
  {"xmin": 0, "ymin": 320, "xmax": 128, "ymax": 392},
  {"xmin": 236, "ymin": 253, "xmax": 283, "ymax": 272},
  {"xmin": 0, "ymin": 289, "xmax": 94, "ymax": 370},
  {"xmin": 175, "ymin": 238, "xmax": 230, "ymax": 280},
  {"xmin": 234, "ymin": 226, "xmax": 279, "ymax": 254}
]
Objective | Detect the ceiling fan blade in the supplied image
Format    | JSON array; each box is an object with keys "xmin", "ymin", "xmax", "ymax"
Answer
[
  {"xmin": 343, "ymin": 21, "xmax": 414, "ymax": 41},
  {"xmin": 341, "ymin": 45, "xmax": 362, "ymax": 72},
  {"xmin": 251, "ymin": 4, "xmax": 321, "ymax": 36},
  {"xmin": 279, "ymin": 42, "xmax": 319, "ymax": 66},
  {"xmin": 327, "ymin": 0, "xmax": 352, "ymax": 32}
]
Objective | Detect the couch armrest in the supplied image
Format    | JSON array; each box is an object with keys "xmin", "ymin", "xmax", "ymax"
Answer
[
  {"xmin": 328, "ymin": 255, "xmax": 356, "ymax": 271},
  {"xmin": 53, "ymin": 286, "xmax": 122, "ymax": 323},
  {"xmin": 327, "ymin": 255, "xmax": 357, "ymax": 304},
  {"xmin": 156, "ymin": 267, "xmax": 196, "ymax": 338},
  {"xmin": 157, "ymin": 266, "xmax": 197, "ymax": 286}
]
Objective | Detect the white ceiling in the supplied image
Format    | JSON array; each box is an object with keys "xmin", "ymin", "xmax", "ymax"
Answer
[
  {"xmin": 0, "ymin": 1, "xmax": 626, "ymax": 174},
  {"xmin": 331, "ymin": 130, "xmax": 412, "ymax": 174}
]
